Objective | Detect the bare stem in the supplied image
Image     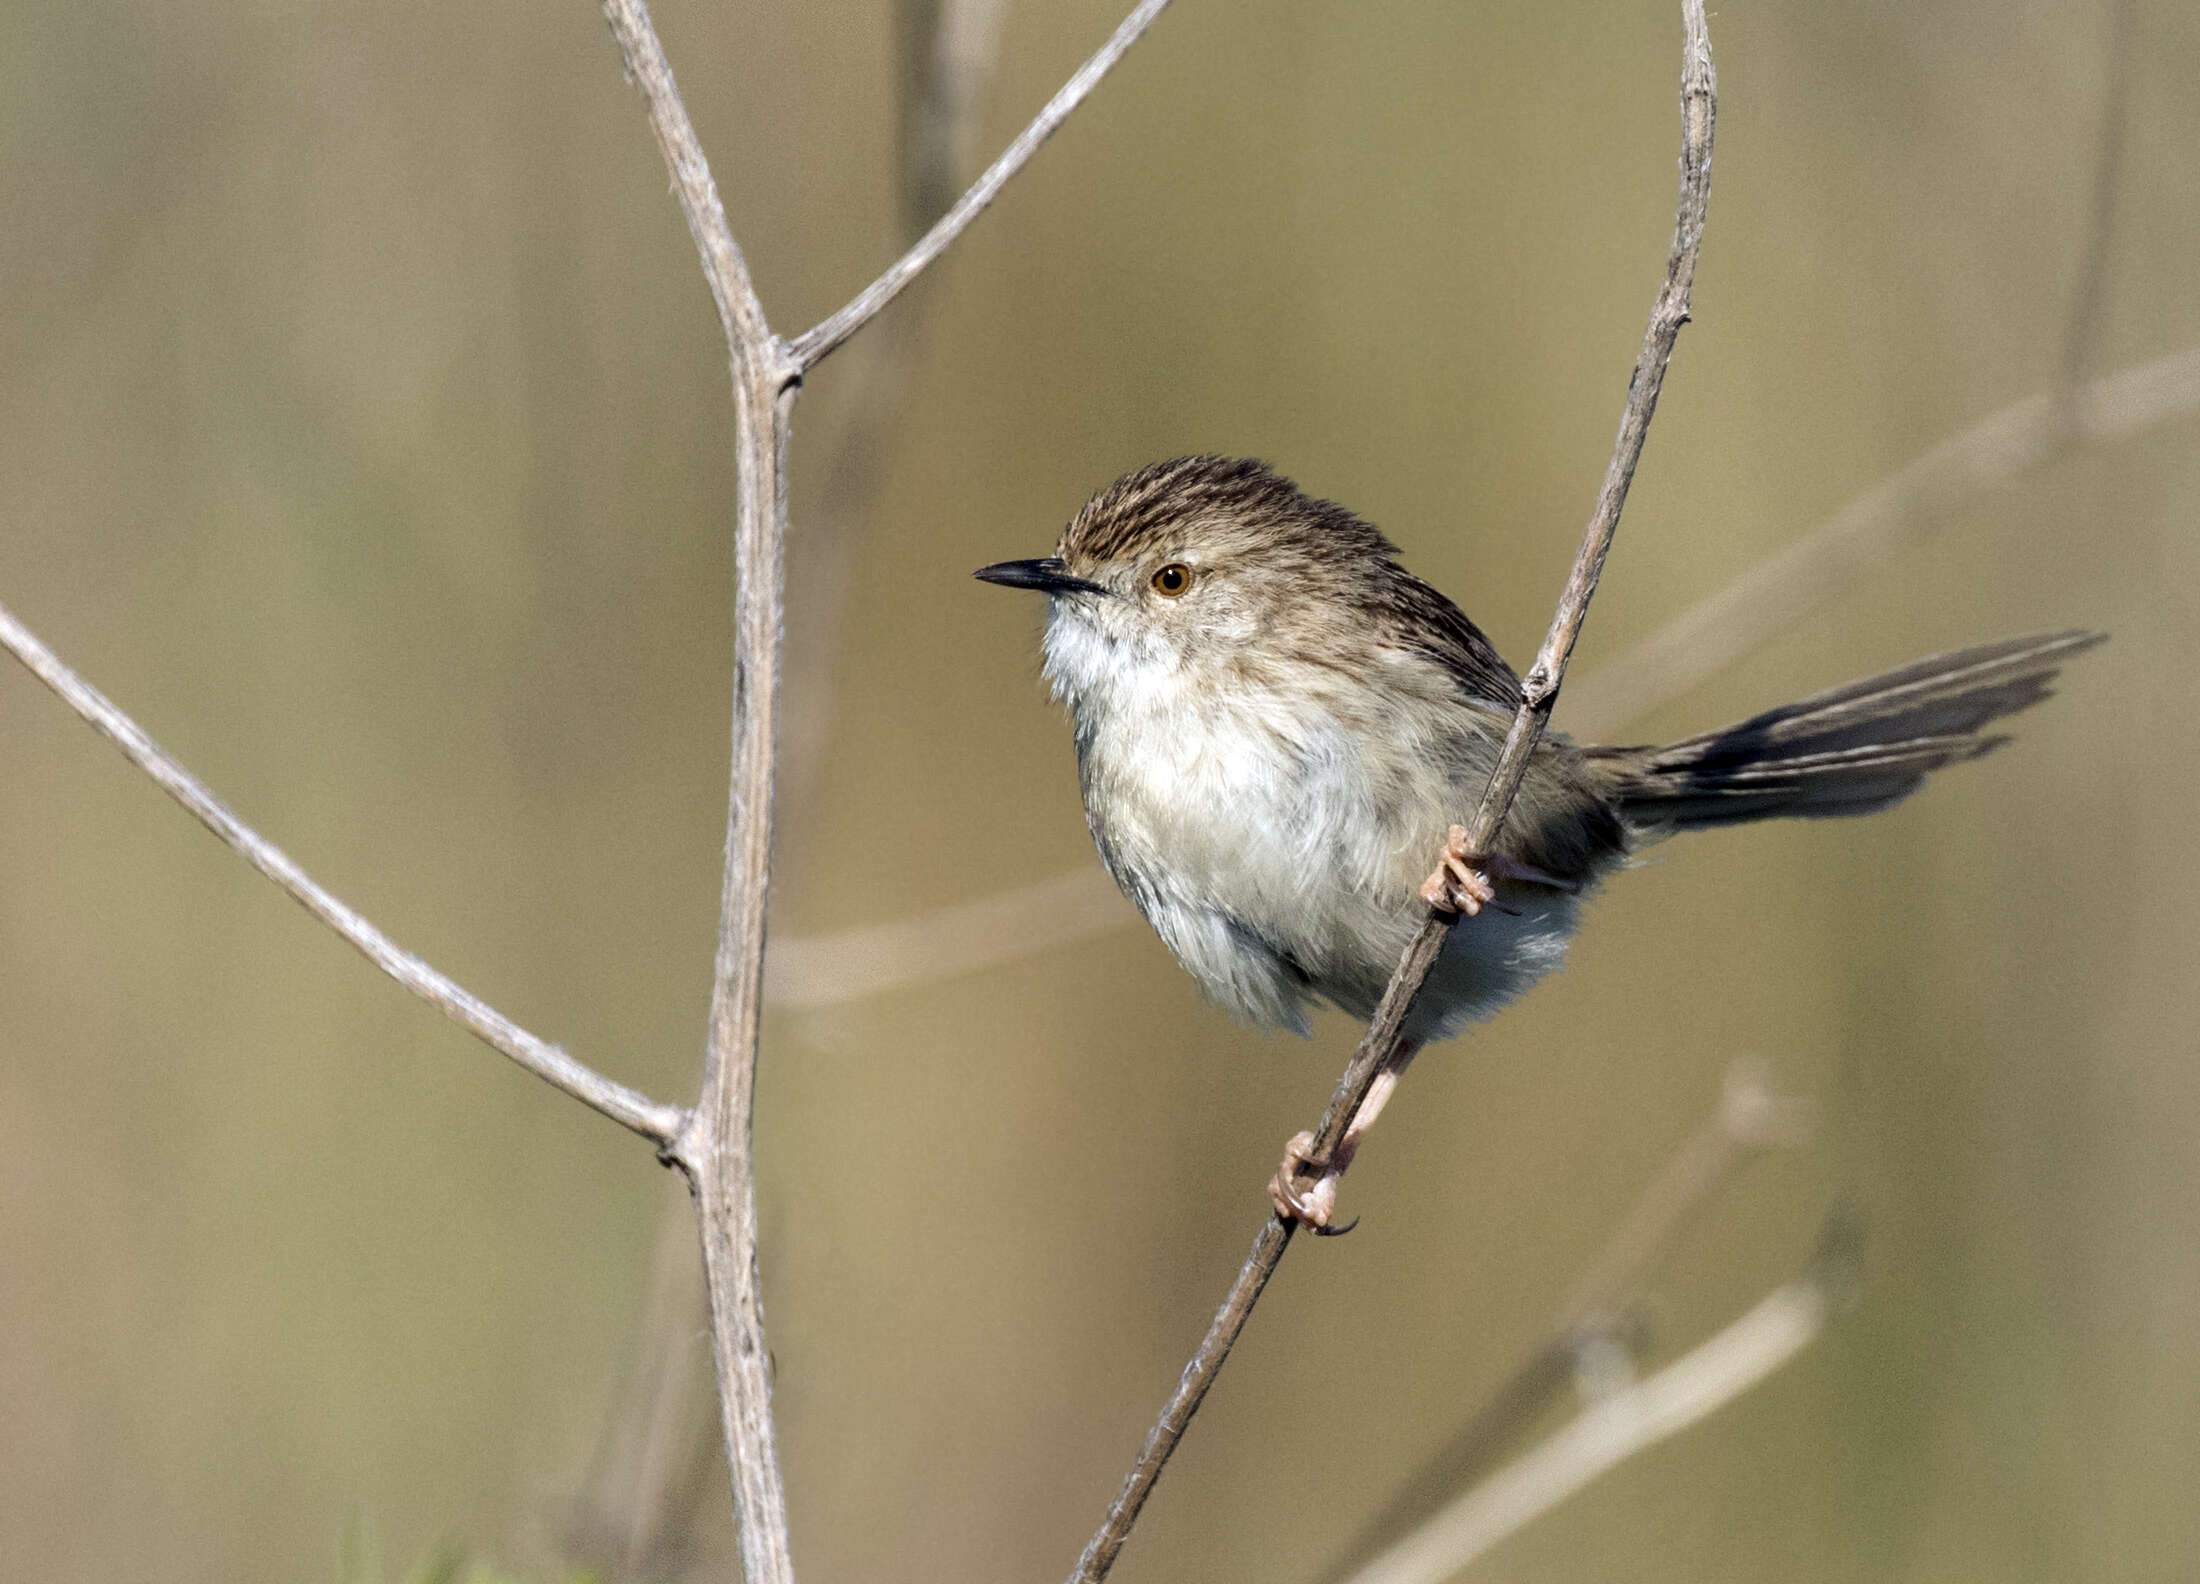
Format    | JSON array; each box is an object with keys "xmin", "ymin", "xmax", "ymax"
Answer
[
  {"xmin": 672, "ymin": 364, "xmax": 799, "ymax": 1584},
  {"xmin": 570, "ymin": 5, "xmax": 1020, "ymax": 1569},
  {"xmin": 0, "ymin": 600, "xmax": 685, "ymax": 1143},
  {"xmin": 596, "ymin": 1, "xmax": 1172, "ymax": 1575},
  {"xmin": 595, "ymin": 2, "xmax": 799, "ymax": 1578},
  {"xmin": 790, "ymin": 0, "xmax": 1178, "ymax": 372},
  {"xmin": 1067, "ymin": 7, "xmax": 1717, "ymax": 1580},
  {"xmin": 599, "ymin": 0, "xmax": 782, "ymax": 380}
]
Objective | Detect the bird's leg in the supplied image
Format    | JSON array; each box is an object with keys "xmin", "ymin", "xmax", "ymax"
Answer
[
  {"xmin": 1270, "ymin": 1039, "xmax": 1423, "ymax": 1235},
  {"xmin": 1420, "ymin": 825, "xmax": 1581, "ymax": 914}
]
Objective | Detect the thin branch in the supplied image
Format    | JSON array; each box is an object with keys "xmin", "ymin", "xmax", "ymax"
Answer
[
  {"xmin": 0, "ymin": 599, "xmax": 685, "ymax": 1144},
  {"xmin": 571, "ymin": 7, "xmax": 1019, "ymax": 1569},
  {"xmin": 600, "ymin": 0, "xmax": 1168, "ymax": 1571},
  {"xmin": 1336, "ymin": 1226, "xmax": 1853, "ymax": 1584},
  {"xmin": 1315, "ymin": 1061, "xmax": 1808, "ymax": 1584},
  {"xmin": 596, "ymin": 3, "xmax": 798, "ymax": 1579},
  {"xmin": 1067, "ymin": 8, "xmax": 1717, "ymax": 1580},
  {"xmin": 789, "ymin": 0, "xmax": 1178, "ymax": 372},
  {"xmin": 599, "ymin": 0, "xmax": 783, "ymax": 383},
  {"xmin": 1563, "ymin": 341, "xmax": 2200, "ymax": 738}
]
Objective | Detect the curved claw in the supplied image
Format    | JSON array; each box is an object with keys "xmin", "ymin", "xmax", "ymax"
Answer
[
  {"xmin": 1269, "ymin": 1165, "xmax": 1321, "ymax": 1225},
  {"xmin": 1270, "ymin": 1130, "xmax": 1361, "ymax": 1234}
]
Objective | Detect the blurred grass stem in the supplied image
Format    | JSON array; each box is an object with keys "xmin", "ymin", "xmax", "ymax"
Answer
[
  {"xmin": 1563, "ymin": 342, "xmax": 2200, "ymax": 737},
  {"xmin": 1335, "ymin": 1235, "xmax": 1848, "ymax": 1584},
  {"xmin": 1067, "ymin": 6, "xmax": 1716, "ymax": 1580},
  {"xmin": 1314, "ymin": 1061, "xmax": 1808, "ymax": 1583}
]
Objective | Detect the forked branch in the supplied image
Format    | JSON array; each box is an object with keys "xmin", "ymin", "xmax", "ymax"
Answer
[
  {"xmin": 791, "ymin": 0, "xmax": 1179, "ymax": 371},
  {"xmin": 593, "ymin": 2, "xmax": 1179, "ymax": 1578},
  {"xmin": 1068, "ymin": 6, "xmax": 1717, "ymax": 1580}
]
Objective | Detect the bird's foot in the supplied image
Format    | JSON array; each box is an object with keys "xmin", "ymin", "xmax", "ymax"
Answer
[
  {"xmin": 1269, "ymin": 1131, "xmax": 1358, "ymax": 1236},
  {"xmin": 1420, "ymin": 827, "xmax": 1581, "ymax": 914},
  {"xmin": 1420, "ymin": 826, "xmax": 1498, "ymax": 915}
]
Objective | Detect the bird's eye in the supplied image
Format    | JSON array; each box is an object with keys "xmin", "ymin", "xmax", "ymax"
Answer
[{"xmin": 1151, "ymin": 563, "xmax": 1192, "ymax": 596}]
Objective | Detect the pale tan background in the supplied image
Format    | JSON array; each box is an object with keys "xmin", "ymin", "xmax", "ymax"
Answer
[{"xmin": 4, "ymin": 1, "xmax": 2198, "ymax": 1580}]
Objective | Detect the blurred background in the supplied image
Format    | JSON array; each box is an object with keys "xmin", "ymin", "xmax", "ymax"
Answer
[{"xmin": 4, "ymin": 1, "xmax": 2197, "ymax": 1580}]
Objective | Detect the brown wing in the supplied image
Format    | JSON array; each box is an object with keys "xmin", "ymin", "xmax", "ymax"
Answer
[{"xmin": 1380, "ymin": 566, "xmax": 1522, "ymax": 711}]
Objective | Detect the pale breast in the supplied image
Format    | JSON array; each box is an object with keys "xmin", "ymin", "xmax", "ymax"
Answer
[
  {"xmin": 1045, "ymin": 606, "xmax": 1606, "ymax": 1040},
  {"xmin": 1062, "ymin": 641, "xmax": 1431, "ymax": 1025}
]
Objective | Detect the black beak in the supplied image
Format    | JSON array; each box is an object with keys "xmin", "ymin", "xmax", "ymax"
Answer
[{"xmin": 973, "ymin": 557, "xmax": 1108, "ymax": 597}]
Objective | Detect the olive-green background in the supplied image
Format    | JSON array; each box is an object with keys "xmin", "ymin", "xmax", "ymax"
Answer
[{"xmin": 4, "ymin": 2, "xmax": 2197, "ymax": 1580}]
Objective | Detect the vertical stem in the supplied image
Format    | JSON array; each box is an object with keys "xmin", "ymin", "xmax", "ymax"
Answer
[
  {"xmin": 593, "ymin": 6, "xmax": 803, "ymax": 1575},
  {"xmin": 684, "ymin": 364, "xmax": 800, "ymax": 1584}
]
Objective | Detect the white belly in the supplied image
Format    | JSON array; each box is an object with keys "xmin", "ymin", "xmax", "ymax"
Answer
[{"xmin": 1053, "ymin": 619, "xmax": 1588, "ymax": 1041}]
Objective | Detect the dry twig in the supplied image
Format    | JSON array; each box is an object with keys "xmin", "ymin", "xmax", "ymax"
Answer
[
  {"xmin": 0, "ymin": 601, "xmax": 685, "ymax": 1145},
  {"xmin": 590, "ymin": 8, "xmax": 802, "ymax": 1575},
  {"xmin": 790, "ymin": 0, "xmax": 1177, "ymax": 371},
  {"xmin": 596, "ymin": 2, "xmax": 1186, "ymax": 1574},
  {"xmin": 571, "ymin": 5, "xmax": 1019, "ymax": 1570},
  {"xmin": 1066, "ymin": 8, "xmax": 1717, "ymax": 1580}
]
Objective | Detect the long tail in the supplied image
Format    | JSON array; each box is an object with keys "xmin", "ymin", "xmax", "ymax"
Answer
[{"xmin": 1585, "ymin": 630, "xmax": 2105, "ymax": 836}]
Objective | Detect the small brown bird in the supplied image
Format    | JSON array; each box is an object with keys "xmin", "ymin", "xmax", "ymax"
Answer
[{"xmin": 977, "ymin": 456, "xmax": 2102, "ymax": 1227}]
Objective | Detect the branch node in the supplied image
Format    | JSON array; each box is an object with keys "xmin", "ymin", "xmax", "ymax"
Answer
[{"xmin": 792, "ymin": 0, "xmax": 1179, "ymax": 371}]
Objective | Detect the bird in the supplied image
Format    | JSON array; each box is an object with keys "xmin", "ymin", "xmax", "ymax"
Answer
[{"xmin": 975, "ymin": 454, "xmax": 2102, "ymax": 1229}]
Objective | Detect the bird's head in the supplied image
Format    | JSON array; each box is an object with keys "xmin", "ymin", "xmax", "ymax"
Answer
[{"xmin": 975, "ymin": 456, "xmax": 1401, "ymax": 712}]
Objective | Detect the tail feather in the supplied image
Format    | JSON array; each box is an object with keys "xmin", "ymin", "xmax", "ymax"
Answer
[{"xmin": 1586, "ymin": 630, "xmax": 2104, "ymax": 835}]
